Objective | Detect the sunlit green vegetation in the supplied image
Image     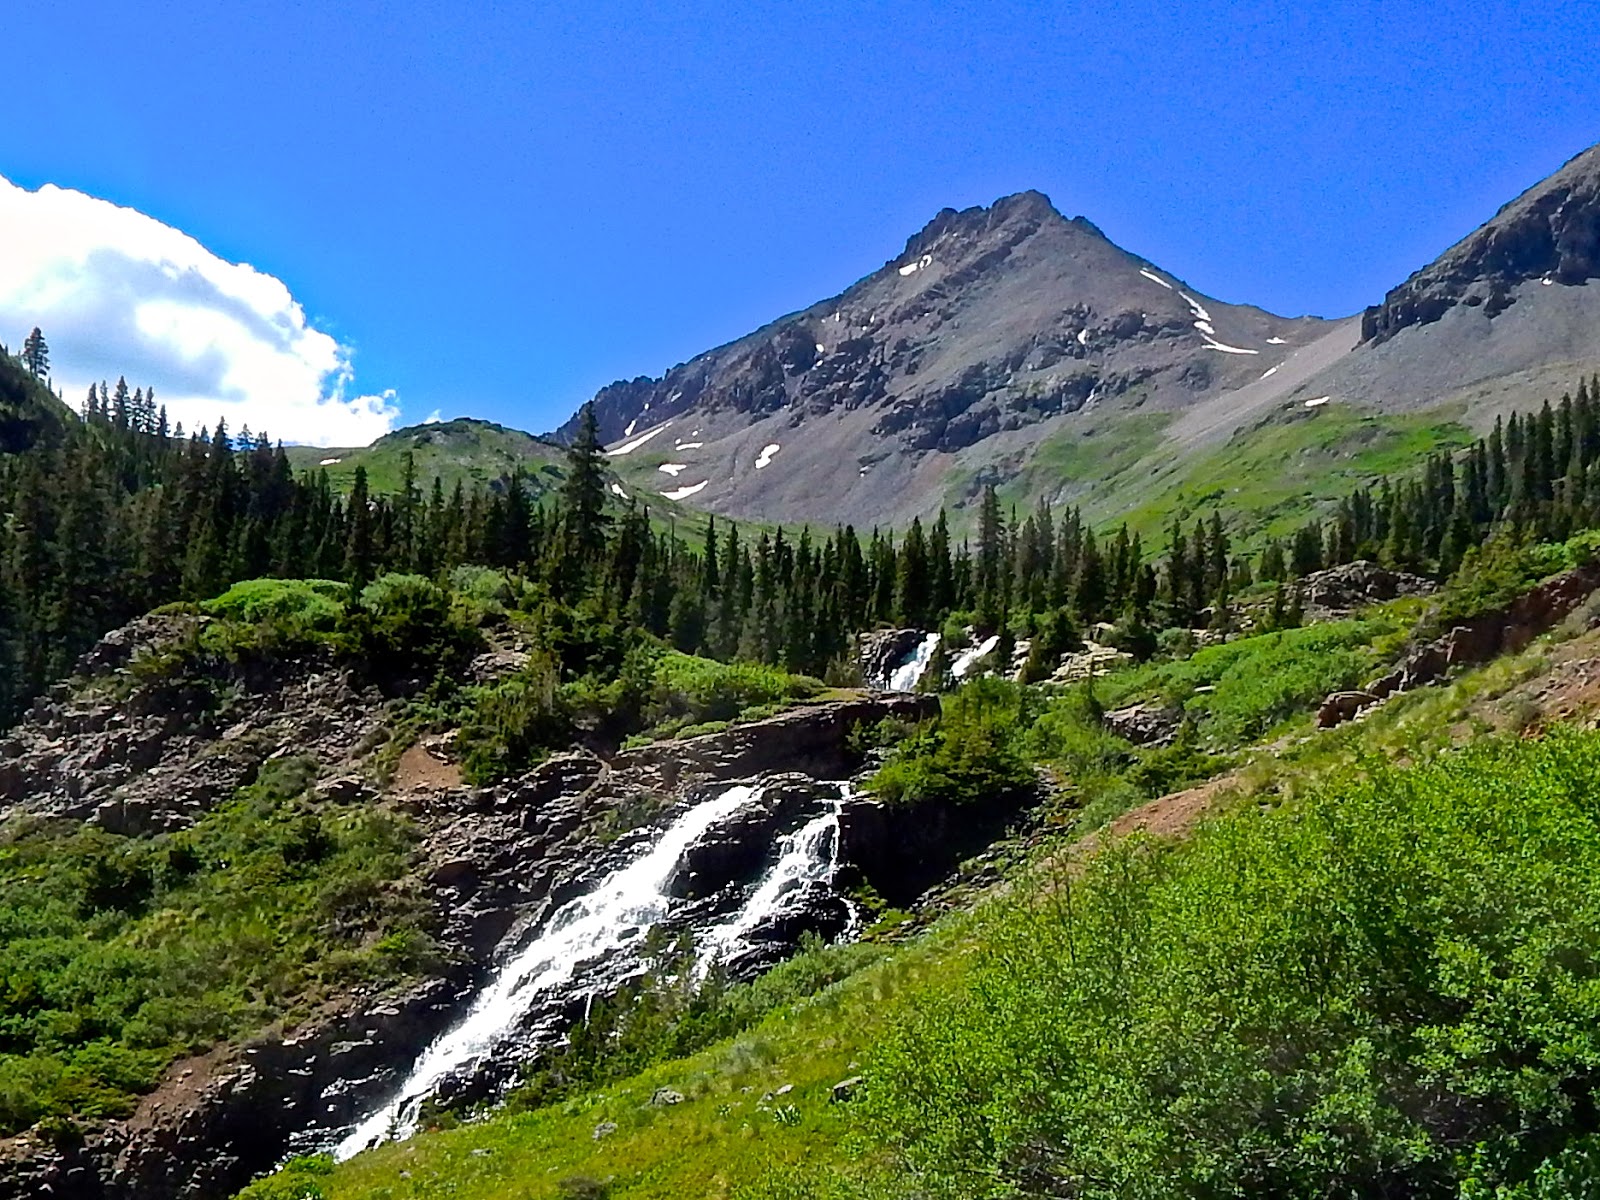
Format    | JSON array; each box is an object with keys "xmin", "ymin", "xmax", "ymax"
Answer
[{"xmin": 0, "ymin": 756, "xmax": 431, "ymax": 1137}]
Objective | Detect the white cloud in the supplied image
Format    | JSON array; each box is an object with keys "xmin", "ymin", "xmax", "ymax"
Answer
[
  {"xmin": 423, "ymin": 408, "xmax": 443, "ymax": 424},
  {"xmin": 0, "ymin": 175, "xmax": 398, "ymax": 446}
]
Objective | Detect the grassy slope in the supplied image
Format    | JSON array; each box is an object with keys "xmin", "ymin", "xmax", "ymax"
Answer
[
  {"xmin": 1010, "ymin": 403, "xmax": 1474, "ymax": 545},
  {"xmin": 283, "ymin": 940, "xmax": 946, "ymax": 1200},
  {"xmin": 1103, "ymin": 402, "xmax": 1474, "ymax": 543},
  {"xmin": 254, "ymin": 590, "xmax": 1594, "ymax": 1200},
  {"xmin": 283, "ymin": 418, "xmax": 568, "ymax": 497},
  {"xmin": 923, "ymin": 399, "xmax": 1471, "ymax": 546}
]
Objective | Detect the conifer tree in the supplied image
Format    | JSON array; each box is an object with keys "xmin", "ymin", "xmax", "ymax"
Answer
[
  {"xmin": 21, "ymin": 328, "xmax": 48, "ymax": 379},
  {"xmin": 559, "ymin": 403, "xmax": 610, "ymax": 590}
]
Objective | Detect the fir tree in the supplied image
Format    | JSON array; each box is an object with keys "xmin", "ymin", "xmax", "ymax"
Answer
[{"xmin": 21, "ymin": 328, "xmax": 48, "ymax": 379}]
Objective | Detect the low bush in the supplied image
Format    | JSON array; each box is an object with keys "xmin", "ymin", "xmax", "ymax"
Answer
[
  {"xmin": 864, "ymin": 729, "xmax": 1600, "ymax": 1198},
  {"xmin": 866, "ymin": 679, "xmax": 1036, "ymax": 807},
  {"xmin": 0, "ymin": 758, "xmax": 430, "ymax": 1133},
  {"xmin": 1099, "ymin": 618, "xmax": 1394, "ymax": 744},
  {"xmin": 201, "ymin": 578, "xmax": 348, "ymax": 630}
]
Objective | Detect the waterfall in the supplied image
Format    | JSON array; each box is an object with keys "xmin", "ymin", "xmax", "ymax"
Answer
[
  {"xmin": 699, "ymin": 786, "xmax": 856, "ymax": 969},
  {"xmin": 887, "ymin": 632, "xmax": 940, "ymax": 692},
  {"xmin": 336, "ymin": 782, "xmax": 768, "ymax": 1159},
  {"xmin": 951, "ymin": 633, "xmax": 1000, "ymax": 680},
  {"xmin": 335, "ymin": 778, "xmax": 859, "ymax": 1159}
]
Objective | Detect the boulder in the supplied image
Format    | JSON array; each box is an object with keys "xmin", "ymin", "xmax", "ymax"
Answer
[
  {"xmin": 316, "ymin": 775, "xmax": 374, "ymax": 805},
  {"xmin": 1316, "ymin": 690, "xmax": 1379, "ymax": 729},
  {"xmin": 1301, "ymin": 560, "xmax": 1436, "ymax": 614},
  {"xmin": 830, "ymin": 1076, "xmax": 864, "ymax": 1103},
  {"xmin": 1103, "ymin": 702, "xmax": 1180, "ymax": 746}
]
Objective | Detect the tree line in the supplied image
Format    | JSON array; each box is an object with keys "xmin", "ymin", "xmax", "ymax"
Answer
[{"xmin": 5, "ymin": 339, "xmax": 1600, "ymax": 725}]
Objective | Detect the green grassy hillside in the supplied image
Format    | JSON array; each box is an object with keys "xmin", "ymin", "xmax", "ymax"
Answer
[
  {"xmin": 282, "ymin": 416, "xmax": 739, "ymax": 546},
  {"xmin": 246, "ymin": 585, "xmax": 1600, "ymax": 1200},
  {"xmin": 284, "ymin": 418, "xmax": 568, "ymax": 497},
  {"xmin": 949, "ymin": 401, "xmax": 1475, "ymax": 547}
]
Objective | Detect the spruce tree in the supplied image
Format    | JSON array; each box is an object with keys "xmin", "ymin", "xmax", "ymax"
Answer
[
  {"xmin": 559, "ymin": 402, "xmax": 610, "ymax": 590},
  {"xmin": 21, "ymin": 328, "xmax": 48, "ymax": 379}
]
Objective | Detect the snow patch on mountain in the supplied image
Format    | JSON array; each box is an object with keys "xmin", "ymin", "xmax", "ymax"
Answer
[
  {"xmin": 1202, "ymin": 335, "xmax": 1259, "ymax": 355},
  {"xmin": 607, "ymin": 424, "xmax": 669, "ymax": 456},
  {"xmin": 662, "ymin": 480, "xmax": 710, "ymax": 500}
]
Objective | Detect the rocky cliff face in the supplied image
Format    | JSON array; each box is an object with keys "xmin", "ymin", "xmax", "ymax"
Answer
[
  {"xmin": 1362, "ymin": 144, "xmax": 1600, "ymax": 345},
  {"xmin": 0, "ymin": 618, "xmax": 949, "ymax": 1199}
]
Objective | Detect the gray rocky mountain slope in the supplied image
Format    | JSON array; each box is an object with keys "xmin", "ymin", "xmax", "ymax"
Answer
[
  {"xmin": 558, "ymin": 142, "xmax": 1600, "ymax": 531},
  {"xmin": 556, "ymin": 191, "xmax": 1325, "ymax": 527}
]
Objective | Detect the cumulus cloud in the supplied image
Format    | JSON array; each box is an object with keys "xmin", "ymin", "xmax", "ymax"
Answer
[{"xmin": 0, "ymin": 175, "xmax": 398, "ymax": 446}]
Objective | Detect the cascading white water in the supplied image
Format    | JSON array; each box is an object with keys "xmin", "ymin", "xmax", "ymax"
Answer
[
  {"xmin": 951, "ymin": 633, "xmax": 1000, "ymax": 680},
  {"xmin": 335, "ymin": 782, "xmax": 768, "ymax": 1159},
  {"xmin": 698, "ymin": 787, "xmax": 854, "ymax": 969},
  {"xmin": 887, "ymin": 632, "xmax": 940, "ymax": 692}
]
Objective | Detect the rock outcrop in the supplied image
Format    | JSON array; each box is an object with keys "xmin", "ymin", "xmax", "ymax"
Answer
[
  {"xmin": 1103, "ymin": 702, "xmax": 1181, "ymax": 746},
  {"xmin": 1318, "ymin": 559, "xmax": 1600, "ymax": 729},
  {"xmin": 1300, "ymin": 560, "xmax": 1436, "ymax": 617},
  {"xmin": 0, "ymin": 614, "xmax": 396, "ymax": 836},
  {"xmin": 838, "ymin": 778, "xmax": 1040, "ymax": 907},
  {"xmin": 1362, "ymin": 144, "xmax": 1600, "ymax": 344}
]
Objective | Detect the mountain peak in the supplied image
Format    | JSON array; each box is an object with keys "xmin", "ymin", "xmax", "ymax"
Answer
[
  {"xmin": 900, "ymin": 189, "xmax": 1068, "ymax": 260},
  {"xmin": 1363, "ymin": 139, "xmax": 1600, "ymax": 344},
  {"xmin": 560, "ymin": 185, "xmax": 1322, "ymax": 527}
]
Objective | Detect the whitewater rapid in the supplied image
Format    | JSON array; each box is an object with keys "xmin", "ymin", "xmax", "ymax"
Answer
[{"xmin": 336, "ymin": 779, "xmax": 854, "ymax": 1158}]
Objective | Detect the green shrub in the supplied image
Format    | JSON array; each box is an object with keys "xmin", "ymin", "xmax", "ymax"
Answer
[
  {"xmin": 864, "ymin": 729, "xmax": 1600, "ymax": 1198},
  {"xmin": 455, "ymin": 651, "xmax": 571, "ymax": 783},
  {"xmin": 200, "ymin": 578, "xmax": 348, "ymax": 630},
  {"xmin": 866, "ymin": 679, "xmax": 1035, "ymax": 807},
  {"xmin": 0, "ymin": 764, "xmax": 425, "ymax": 1133},
  {"xmin": 234, "ymin": 1154, "xmax": 333, "ymax": 1200},
  {"xmin": 647, "ymin": 652, "xmax": 823, "ymax": 729},
  {"xmin": 447, "ymin": 564, "xmax": 516, "ymax": 609},
  {"xmin": 350, "ymin": 573, "xmax": 479, "ymax": 671}
]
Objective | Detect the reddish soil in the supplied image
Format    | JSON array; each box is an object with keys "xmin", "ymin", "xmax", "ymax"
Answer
[{"xmin": 392, "ymin": 741, "xmax": 462, "ymax": 792}]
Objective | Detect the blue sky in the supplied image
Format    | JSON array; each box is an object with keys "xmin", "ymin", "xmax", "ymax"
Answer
[{"xmin": 1, "ymin": 1, "xmax": 1597, "ymax": 443}]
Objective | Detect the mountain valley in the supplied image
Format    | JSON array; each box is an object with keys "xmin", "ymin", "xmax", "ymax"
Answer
[{"xmin": 8, "ymin": 138, "xmax": 1600, "ymax": 1200}]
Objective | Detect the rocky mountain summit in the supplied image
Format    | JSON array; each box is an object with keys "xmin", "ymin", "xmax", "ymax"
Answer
[
  {"xmin": 1362, "ymin": 144, "xmax": 1600, "ymax": 344},
  {"xmin": 567, "ymin": 191, "xmax": 1318, "ymax": 451},
  {"xmin": 559, "ymin": 190, "xmax": 1324, "ymax": 527}
]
